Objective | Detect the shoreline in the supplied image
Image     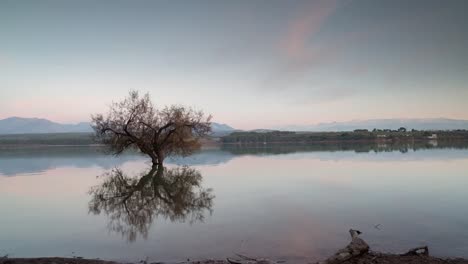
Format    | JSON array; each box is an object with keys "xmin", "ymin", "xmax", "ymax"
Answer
[
  {"xmin": 1, "ymin": 137, "xmax": 468, "ymax": 147},
  {"xmin": 3, "ymin": 230, "xmax": 468, "ymax": 264},
  {"xmin": 3, "ymin": 253, "xmax": 468, "ymax": 264}
]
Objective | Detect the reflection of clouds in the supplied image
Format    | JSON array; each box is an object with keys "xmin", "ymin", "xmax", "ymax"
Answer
[
  {"xmin": 0, "ymin": 147, "xmax": 236, "ymax": 177},
  {"xmin": 0, "ymin": 166, "xmax": 101, "ymax": 197},
  {"xmin": 2, "ymin": 145, "xmax": 468, "ymax": 177},
  {"xmin": 1, "ymin": 147, "xmax": 468, "ymax": 260},
  {"xmin": 167, "ymin": 149, "xmax": 234, "ymax": 166},
  {"xmin": 0, "ymin": 147, "xmax": 142, "ymax": 176}
]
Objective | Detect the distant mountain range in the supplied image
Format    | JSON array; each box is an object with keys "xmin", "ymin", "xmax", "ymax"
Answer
[
  {"xmin": 277, "ymin": 118, "xmax": 468, "ymax": 132},
  {"xmin": 210, "ymin": 122, "xmax": 236, "ymax": 136},
  {"xmin": 2, "ymin": 117, "xmax": 467, "ymax": 135},
  {"xmin": 211, "ymin": 122, "xmax": 234, "ymax": 132},
  {"xmin": 0, "ymin": 117, "xmax": 235, "ymax": 135},
  {"xmin": 0, "ymin": 117, "xmax": 93, "ymax": 134}
]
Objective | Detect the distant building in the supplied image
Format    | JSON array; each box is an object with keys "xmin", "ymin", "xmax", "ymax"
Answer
[
  {"xmin": 354, "ymin": 129, "xmax": 369, "ymax": 133},
  {"xmin": 428, "ymin": 134, "xmax": 438, "ymax": 139}
]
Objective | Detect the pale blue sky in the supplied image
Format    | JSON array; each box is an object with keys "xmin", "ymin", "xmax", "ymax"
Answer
[{"xmin": 1, "ymin": 0, "xmax": 467, "ymax": 129}]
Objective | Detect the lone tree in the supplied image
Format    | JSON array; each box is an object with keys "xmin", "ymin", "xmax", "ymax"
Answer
[{"xmin": 91, "ymin": 91, "xmax": 211, "ymax": 165}]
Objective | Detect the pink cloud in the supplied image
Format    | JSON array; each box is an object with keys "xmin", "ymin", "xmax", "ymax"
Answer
[
  {"xmin": 282, "ymin": 0, "xmax": 338, "ymax": 61},
  {"xmin": 261, "ymin": 0, "xmax": 340, "ymax": 92},
  {"xmin": 260, "ymin": 1, "xmax": 373, "ymax": 105}
]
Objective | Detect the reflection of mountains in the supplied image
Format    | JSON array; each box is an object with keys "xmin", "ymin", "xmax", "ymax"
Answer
[
  {"xmin": 221, "ymin": 140, "xmax": 468, "ymax": 155},
  {"xmin": 1, "ymin": 141, "xmax": 468, "ymax": 176},
  {"xmin": 0, "ymin": 147, "xmax": 143, "ymax": 176},
  {"xmin": 89, "ymin": 165, "xmax": 214, "ymax": 242},
  {"xmin": 0, "ymin": 147, "xmax": 238, "ymax": 176}
]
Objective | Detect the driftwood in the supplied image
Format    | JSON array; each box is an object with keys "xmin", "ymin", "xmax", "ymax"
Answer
[
  {"xmin": 226, "ymin": 229, "xmax": 432, "ymax": 264},
  {"xmin": 227, "ymin": 254, "xmax": 271, "ymax": 264},
  {"xmin": 316, "ymin": 229, "xmax": 433, "ymax": 264},
  {"xmin": 234, "ymin": 254, "xmax": 257, "ymax": 262},
  {"xmin": 401, "ymin": 246, "xmax": 429, "ymax": 256},
  {"xmin": 317, "ymin": 229, "xmax": 369, "ymax": 264},
  {"xmin": 227, "ymin": 230, "xmax": 371, "ymax": 264}
]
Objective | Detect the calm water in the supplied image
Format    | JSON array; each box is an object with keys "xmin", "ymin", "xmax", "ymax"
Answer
[{"xmin": 1, "ymin": 144, "xmax": 468, "ymax": 262}]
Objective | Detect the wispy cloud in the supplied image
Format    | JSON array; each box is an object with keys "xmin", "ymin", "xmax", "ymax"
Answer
[
  {"xmin": 261, "ymin": 0, "xmax": 341, "ymax": 94},
  {"xmin": 256, "ymin": 0, "xmax": 370, "ymax": 105},
  {"xmin": 281, "ymin": 0, "xmax": 338, "ymax": 61}
]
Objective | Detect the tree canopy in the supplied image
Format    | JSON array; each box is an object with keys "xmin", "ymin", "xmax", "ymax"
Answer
[{"xmin": 91, "ymin": 91, "xmax": 211, "ymax": 165}]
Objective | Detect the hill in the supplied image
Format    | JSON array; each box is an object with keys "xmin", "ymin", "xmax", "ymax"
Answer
[
  {"xmin": 0, "ymin": 117, "xmax": 235, "ymax": 136},
  {"xmin": 0, "ymin": 117, "xmax": 92, "ymax": 134},
  {"xmin": 210, "ymin": 122, "xmax": 235, "ymax": 136},
  {"xmin": 277, "ymin": 118, "xmax": 468, "ymax": 132}
]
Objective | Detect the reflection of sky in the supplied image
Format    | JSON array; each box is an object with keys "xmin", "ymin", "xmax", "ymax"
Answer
[
  {"xmin": 1, "ymin": 146, "xmax": 468, "ymax": 177},
  {"xmin": 1, "ymin": 147, "xmax": 468, "ymax": 261},
  {"xmin": 0, "ymin": 147, "xmax": 235, "ymax": 176}
]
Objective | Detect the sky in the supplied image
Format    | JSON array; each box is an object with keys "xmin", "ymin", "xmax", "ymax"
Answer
[{"xmin": 1, "ymin": 0, "xmax": 467, "ymax": 129}]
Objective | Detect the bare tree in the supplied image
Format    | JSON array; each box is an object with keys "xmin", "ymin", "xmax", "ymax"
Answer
[{"xmin": 91, "ymin": 91, "xmax": 211, "ymax": 165}]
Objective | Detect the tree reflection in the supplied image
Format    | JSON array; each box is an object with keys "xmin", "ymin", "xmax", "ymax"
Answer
[{"xmin": 88, "ymin": 165, "xmax": 214, "ymax": 242}]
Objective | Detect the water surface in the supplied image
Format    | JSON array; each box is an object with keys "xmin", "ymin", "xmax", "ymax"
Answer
[{"xmin": 1, "ymin": 144, "xmax": 468, "ymax": 262}]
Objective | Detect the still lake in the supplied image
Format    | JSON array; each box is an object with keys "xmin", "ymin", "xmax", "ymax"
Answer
[{"xmin": 1, "ymin": 144, "xmax": 468, "ymax": 262}]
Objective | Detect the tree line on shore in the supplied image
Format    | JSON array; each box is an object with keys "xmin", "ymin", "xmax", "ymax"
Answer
[
  {"xmin": 221, "ymin": 129, "xmax": 468, "ymax": 144},
  {"xmin": 1, "ymin": 128, "xmax": 468, "ymax": 146}
]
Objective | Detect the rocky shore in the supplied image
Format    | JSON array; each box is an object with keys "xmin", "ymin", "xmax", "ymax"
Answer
[
  {"xmin": 2, "ymin": 230, "xmax": 468, "ymax": 264},
  {"xmin": 3, "ymin": 254, "xmax": 468, "ymax": 264}
]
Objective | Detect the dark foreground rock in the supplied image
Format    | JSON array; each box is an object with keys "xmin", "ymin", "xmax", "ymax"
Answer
[
  {"xmin": 341, "ymin": 253, "xmax": 468, "ymax": 264},
  {"xmin": 315, "ymin": 229, "xmax": 468, "ymax": 264}
]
